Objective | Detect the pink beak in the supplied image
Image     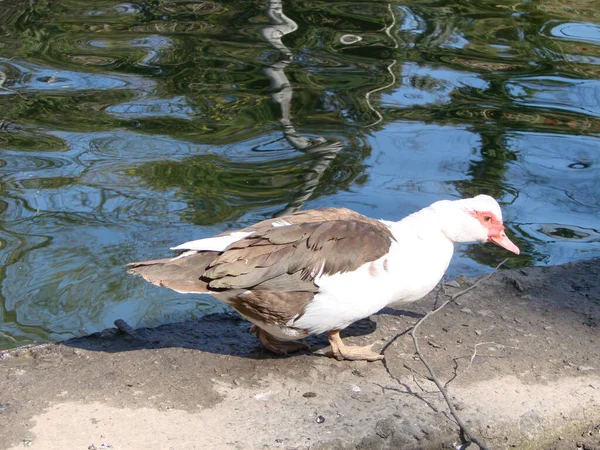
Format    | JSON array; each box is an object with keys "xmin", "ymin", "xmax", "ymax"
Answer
[{"xmin": 489, "ymin": 231, "xmax": 520, "ymax": 255}]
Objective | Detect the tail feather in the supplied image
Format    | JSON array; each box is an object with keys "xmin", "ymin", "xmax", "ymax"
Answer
[{"xmin": 127, "ymin": 252, "xmax": 219, "ymax": 294}]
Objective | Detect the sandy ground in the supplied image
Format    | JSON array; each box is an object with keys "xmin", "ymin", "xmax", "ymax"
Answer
[{"xmin": 1, "ymin": 258, "xmax": 599, "ymax": 450}]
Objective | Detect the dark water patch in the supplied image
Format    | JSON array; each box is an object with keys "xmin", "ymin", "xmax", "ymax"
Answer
[
  {"xmin": 0, "ymin": 129, "xmax": 68, "ymax": 153},
  {"xmin": 20, "ymin": 176, "xmax": 78, "ymax": 190},
  {"xmin": 537, "ymin": 224, "xmax": 600, "ymax": 242}
]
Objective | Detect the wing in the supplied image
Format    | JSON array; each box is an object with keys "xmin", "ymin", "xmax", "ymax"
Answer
[
  {"xmin": 203, "ymin": 218, "xmax": 394, "ymax": 291},
  {"xmin": 127, "ymin": 252, "xmax": 218, "ymax": 293},
  {"xmin": 171, "ymin": 207, "xmax": 376, "ymax": 253},
  {"xmin": 236, "ymin": 207, "xmax": 374, "ymax": 234}
]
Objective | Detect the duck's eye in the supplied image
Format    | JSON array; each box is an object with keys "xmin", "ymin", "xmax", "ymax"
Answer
[{"xmin": 484, "ymin": 216, "xmax": 492, "ymax": 222}]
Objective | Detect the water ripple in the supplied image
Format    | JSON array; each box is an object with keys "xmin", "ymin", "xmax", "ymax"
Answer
[
  {"xmin": 1, "ymin": 0, "xmax": 600, "ymax": 349},
  {"xmin": 543, "ymin": 21, "xmax": 600, "ymax": 45},
  {"xmin": 88, "ymin": 3, "xmax": 141, "ymax": 17},
  {"xmin": 106, "ymin": 96, "xmax": 196, "ymax": 120},
  {"xmin": 536, "ymin": 224, "xmax": 600, "ymax": 243},
  {"xmin": 397, "ymin": 5, "xmax": 427, "ymax": 36},
  {"xmin": 506, "ymin": 76, "xmax": 600, "ymax": 117},
  {"xmin": 382, "ymin": 62, "xmax": 488, "ymax": 108},
  {"xmin": 0, "ymin": 58, "xmax": 154, "ymax": 93}
]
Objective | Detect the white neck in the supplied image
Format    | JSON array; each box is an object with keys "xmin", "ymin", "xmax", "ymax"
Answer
[{"xmin": 391, "ymin": 199, "xmax": 489, "ymax": 245}]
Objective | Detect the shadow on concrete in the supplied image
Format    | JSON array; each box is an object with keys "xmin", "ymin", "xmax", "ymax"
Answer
[{"xmin": 62, "ymin": 307, "xmax": 423, "ymax": 359}]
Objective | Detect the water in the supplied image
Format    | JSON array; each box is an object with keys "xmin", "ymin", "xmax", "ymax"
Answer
[{"xmin": 1, "ymin": 0, "xmax": 599, "ymax": 349}]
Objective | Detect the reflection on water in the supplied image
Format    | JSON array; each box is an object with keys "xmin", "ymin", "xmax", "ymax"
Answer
[{"xmin": 1, "ymin": 0, "xmax": 599, "ymax": 349}]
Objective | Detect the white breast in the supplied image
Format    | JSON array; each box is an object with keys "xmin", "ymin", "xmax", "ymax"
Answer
[{"xmin": 291, "ymin": 224, "xmax": 454, "ymax": 335}]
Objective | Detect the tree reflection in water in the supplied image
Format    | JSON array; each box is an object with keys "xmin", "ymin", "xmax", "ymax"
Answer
[{"xmin": 0, "ymin": 0, "xmax": 599, "ymax": 347}]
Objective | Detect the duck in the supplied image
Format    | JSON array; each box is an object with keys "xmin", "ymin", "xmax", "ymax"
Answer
[{"xmin": 127, "ymin": 195, "xmax": 520, "ymax": 361}]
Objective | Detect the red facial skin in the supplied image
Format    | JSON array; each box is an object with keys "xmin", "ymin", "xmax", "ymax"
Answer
[{"xmin": 471, "ymin": 210, "xmax": 520, "ymax": 255}]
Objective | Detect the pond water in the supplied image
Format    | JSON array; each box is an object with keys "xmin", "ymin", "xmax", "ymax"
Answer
[{"xmin": 1, "ymin": 0, "xmax": 599, "ymax": 349}]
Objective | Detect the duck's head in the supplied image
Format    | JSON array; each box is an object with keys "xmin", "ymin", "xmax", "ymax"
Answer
[{"xmin": 431, "ymin": 195, "xmax": 520, "ymax": 255}]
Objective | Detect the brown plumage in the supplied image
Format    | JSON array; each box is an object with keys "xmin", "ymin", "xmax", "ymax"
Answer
[
  {"xmin": 204, "ymin": 219, "xmax": 394, "ymax": 291},
  {"xmin": 128, "ymin": 208, "xmax": 394, "ymax": 295},
  {"xmin": 229, "ymin": 291, "xmax": 314, "ymax": 327}
]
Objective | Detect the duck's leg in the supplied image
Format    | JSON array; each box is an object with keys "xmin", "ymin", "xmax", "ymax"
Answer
[
  {"xmin": 250, "ymin": 325, "xmax": 309, "ymax": 355},
  {"xmin": 327, "ymin": 330, "xmax": 384, "ymax": 361}
]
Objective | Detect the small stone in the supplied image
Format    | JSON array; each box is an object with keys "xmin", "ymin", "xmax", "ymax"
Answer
[
  {"xmin": 577, "ymin": 366, "xmax": 596, "ymax": 372},
  {"xmin": 543, "ymin": 326, "xmax": 552, "ymax": 330},
  {"xmin": 350, "ymin": 385, "xmax": 361, "ymax": 392},
  {"xmin": 303, "ymin": 392, "xmax": 317, "ymax": 398},
  {"xmin": 89, "ymin": 445, "xmax": 98, "ymax": 450},
  {"xmin": 460, "ymin": 308, "xmax": 473, "ymax": 314},
  {"xmin": 446, "ymin": 280, "xmax": 461, "ymax": 288},
  {"xmin": 475, "ymin": 330, "xmax": 482, "ymax": 336},
  {"xmin": 375, "ymin": 417, "xmax": 395, "ymax": 438},
  {"xmin": 512, "ymin": 279, "xmax": 524, "ymax": 292},
  {"xmin": 316, "ymin": 415, "xmax": 325, "ymax": 424}
]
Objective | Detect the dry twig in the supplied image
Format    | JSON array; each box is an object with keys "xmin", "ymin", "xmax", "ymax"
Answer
[
  {"xmin": 409, "ymin": 259, "xmax": 507, "ymax": 450},
  {"xmin": 446, "ymin": 341, "xmax": 518, "ymax": 388},
  {"xmin": 384, "ymin": 259, "xmax": 508, "ymax": 450}
]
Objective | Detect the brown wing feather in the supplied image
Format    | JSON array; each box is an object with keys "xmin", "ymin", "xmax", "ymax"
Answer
[
  {"xmin": 202, "ymin": 218, "xmax": 393, "ymax": 291},
  {"xmin": 128, "ymin": 208, "xmax": 393, "ymax": 296},
  {"xmin": 227, "ymin": 207, "xmax": 367, "ymax": 235},
  {"xmin": 229, "ymin": 291, "xmax": 314, "ymax": 325},
  {"xmin": 127, "ymin": 252, "xmax": 218, "ymax": 292}
]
